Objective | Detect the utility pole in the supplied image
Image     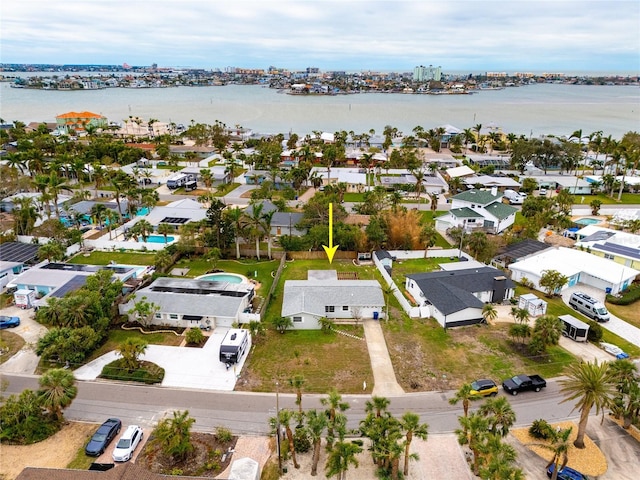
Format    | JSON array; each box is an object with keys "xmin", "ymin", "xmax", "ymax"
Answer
[{"xmin": 275, "ymin": 381, "xmax": 282, "ymax": 476}]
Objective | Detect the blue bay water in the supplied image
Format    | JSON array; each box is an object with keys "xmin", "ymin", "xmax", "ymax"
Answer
[{"xmin": 1, "ymin": 82, "xmax": 638, "ymax": 138}]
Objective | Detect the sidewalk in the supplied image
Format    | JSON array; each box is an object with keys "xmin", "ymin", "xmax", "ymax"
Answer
[{"xmin": 362, "ymin": 319, "xmax": 404, "ymax": 396}]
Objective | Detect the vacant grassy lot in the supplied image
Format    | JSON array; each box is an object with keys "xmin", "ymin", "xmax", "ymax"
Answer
[
  {"xmin": 389, "ymin": 256, "xmax": 457, "ymax": 292},
  {"xmin": 68, "ymin": 251, "xmax": 156, "ymax": 265},
  {"xmin": 382, "ymin": 316, "xmax": 575, "ymax": 392},
  {"xmin": 0, "ymin": 330, "xmax": 25, "ymax": 365},
  {"xmin": 236, "ymin": 327, "xmax": 372, "ymax": 394}
]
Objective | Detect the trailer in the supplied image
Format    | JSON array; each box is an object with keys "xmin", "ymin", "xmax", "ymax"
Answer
[
  {"xmin": 14, "ymin": 289, "xmax": 36, "ymax": 309},
  {"xmin": 219, "ymin": 328, "xmax": 250, "ymax": 367},
  {"xmin": 559, "ymin": 314, "xmax": 589, "ymax": 342},
  {"xmin": 166, "ymin": 173, "xmax": 189, "ymax": 189}
]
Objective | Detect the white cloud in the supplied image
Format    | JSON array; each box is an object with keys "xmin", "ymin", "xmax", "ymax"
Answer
[{"xmin": 1, "ymin": 1, "xmax": 638, "ymax": 71}]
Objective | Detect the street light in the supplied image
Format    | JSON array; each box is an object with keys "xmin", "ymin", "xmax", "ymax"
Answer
[{"xmin": 275, "ymin": 381, "xmax": 282, "ymax": 476}]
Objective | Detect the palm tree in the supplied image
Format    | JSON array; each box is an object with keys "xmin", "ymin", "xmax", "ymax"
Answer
[
  {"xmin": 153, "ymin": 410, "xmax": 196, "ymax": 462},
  {"xmin": 38, "ymin": 241, "xmax": 65, "ymax": 262},
  {"xmin": 400, "ymin": 411, "xmax": 429, "ymax": 476},
  {"xmin": 105, "ymin": 209, "xmax": 119, "ymax": 240},
  {"xmin": 262, "ymin": 209, "xmax": 276, "ymax": 260},
  {"xmin": 559, "ymin": 360, "xmax": 616, "ymax": 448},
  {"xmin": 381, "ymin": 283, "xmax": 395, "ymax": 321},
  {"xmin": 449, "ymin": 383, "xmax": 481, "ymax": 418},
  {"xmin": 12, "ymin": 196, "xmax": 40, "ymax": 235},
  {"xmin": 532, "ymin": 426, "xmax": 573, "ymax": 480},
  {"xmin": 131, "ymin": 219, "xmax": 154, "ymax": 242},
  {"xmin": 38, "ymin": 368, "xmax": 77, "ymax": 422},
  {"xmin": 325, "ymin": 441, "xmax": 362, "ymax": 480},
  {"xmin": 288, "ymin": 374, "xmax": 306, "ymax": 414},
  {"xmin": 479, "ymin": 434, "xmax": 523, "ymax": 480},
  {"xmin": 456, "ymin": 411, "xmax": 489, "ymax": 476},
  {"xmin": 478, "ymin": 396, "xmax": 516, "ymax": 437},
  {"xmin": 226, "ymin": 206, "xmax": 246, "ymax": 260},
  {"xmin": 157, "ymin": 223, "xmax": 174, "ymax": 243},
  {"xmin": 482, "ymin": 304, "xmax": 498, "ymax": 324},
  {"xmin": 365, "ymin": 395, "xmax": 390, "ymax": 418},
  {"xmin": 47, "ymin": 172, "xmax": 72, "ymax": 218},
  {"xmin": 305, "ymin": 409, "xmax": 328, "ymax": 476},
  {"xmin": 419, "ymin": 224, "xmax": 438, "ymax": 258},
  {"xmin": 117, "ymin": 337, "xmax": 148, "ymax": 371},
  {"xmin": 608, "ymin": 359, "xmax": 639, "ymax": 428},
  {"xmin": 278, "ymin": 408, "xmax": 300, "ymax": 469},
  {"xmin": 245, "ymin": 202, "xmax": 265, "ymax": 260},
  {"xmin": 321, "ymin": 388, "xmax": 350, "ymax": 450}
]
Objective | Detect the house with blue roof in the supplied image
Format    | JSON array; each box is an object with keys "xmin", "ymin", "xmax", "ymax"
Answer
[{"xmin": 435, "ymin": 188, "xmax": 517, "ymax": 234}]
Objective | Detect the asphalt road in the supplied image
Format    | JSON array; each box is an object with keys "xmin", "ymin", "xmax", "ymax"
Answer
[{"xmin": 1, "ymin": 373, "xmax": 579, "ymax": 436}]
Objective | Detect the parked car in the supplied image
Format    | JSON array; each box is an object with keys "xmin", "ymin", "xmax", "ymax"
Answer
[
  {"xmin": 547, "ymin": 464, "xmax": 589, "ymax": 480},
  {"xmin": 539, "ymin": 187, "xmax": 548, "ymax": 196},
  {"xmin": 600, "ymin": 342, "xmax": 630, "ymax": 359},
  {"xmin": 112, "ymin": 425, "xmax": 143, "ymax": 462},
  {"xmin": 470, "ymin": 379, "xmax": 498, "ymax": 397},
  {"xmin": 85, "ymin": 418, "xmax": 122, "ymax": 456},
  {"xmin": 0, "ymin": 315, "xmax": 20, "ymax": 329},
  {"xmin": 502, "ymin": 374, "xmax": 546, "ymax": 396}
]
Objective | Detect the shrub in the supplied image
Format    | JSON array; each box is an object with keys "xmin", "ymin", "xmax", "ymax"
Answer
[
  {"xmin": 293, "ymin": 426, "xmax": 311, "ymax": 453},
  {"xmin": 214, "ymin": 426, "xmax": 233, "ymax": 443},
  {"xmin": 529, "ymin": 419, "xmax": 554, "ymax": 440},
  {"xmin": 587, "ymin": 321, "xmax": 604, "ymax": 343},
  {"xmin": 606, "ymin": 284, "xmax": 640, "ymax": 305},
  {"xmin": 185, "ymin": 327, "xmax": 205, "ymax": 345}
]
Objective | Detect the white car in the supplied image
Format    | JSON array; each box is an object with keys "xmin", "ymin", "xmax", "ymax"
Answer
[
  {"xmin": 112, "ymin": 425, "xmax": 143, "ymax": 462},
  {"xmin": 600, "ymin": 342, "xmax": 630, "ymax": 359}
]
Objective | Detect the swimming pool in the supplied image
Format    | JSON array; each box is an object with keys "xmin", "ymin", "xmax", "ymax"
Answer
[
  {"xmin": 198, "ymin": 273, "xmax": 247, "ymax": 283},
  {"xmin": 575, "ymin": 218, "xmax": 601, "ymax": 226},
  {"xmin": 140, "ymin": 235, "xmax": 175, "ymax": 243}
]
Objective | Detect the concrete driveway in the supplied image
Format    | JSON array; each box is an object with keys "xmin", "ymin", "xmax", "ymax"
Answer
[
  {"xmin": 0, "ymin": 305, "xmax": 48, "ymax": 374},
  {"xmin": 74, "ymin": 327, "xmax": 249, "ymax": 391}
]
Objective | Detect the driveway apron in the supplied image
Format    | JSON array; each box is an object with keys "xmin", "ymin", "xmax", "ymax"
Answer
[{"xmin": 362, "ymin": 319, "xmax": 404, "ymax": 396}]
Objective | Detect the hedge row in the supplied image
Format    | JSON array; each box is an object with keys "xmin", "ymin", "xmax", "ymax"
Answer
[{"xmin": 607, "ymin": 285, "xmax": 640, "ymax": 305}]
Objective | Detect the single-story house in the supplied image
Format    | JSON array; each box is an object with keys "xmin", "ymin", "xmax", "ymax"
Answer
[
  {"xmin": 1, "ymin": 192, "xmax": 71, "ymax": 214},
  {"xmin": 180, "ymin": 166, "xmax": 232, "ymax": 186},
  {"xmin": 0, "ymin": 242, "xmax": 40, "ymax": 264},
  {"xmin": 379, "ymin": 172, "xmax": 447, "ymax": 194},
  {"xmin": 16, "ymin": 462, "xmax": 216, "ymax": 480},
  {"xmin": 8, "ymin": 262, "xmax": 144, "ymax": 306},
  {"xmin": 243, "ymin": 170, "xmax": 292, "ymax": 189},
  {"xmin": 435, "ymin": 188, "xmax": 517, "ymax": 234},
  {"xmin": 0, "ymin": 261, "xmax": 25, "ymax": 290},
  {"xmin": 462, "ymin": 175, "xmax": 521, "ymax": 190},
  {"xmin": 281, "ymin": 270, "xmax": 385, "ymax": 329},
  {"xmin": 310, "ymin": 167, "xmax": 368, "ymax": 191},
  {"xmin": 522, "ymin": 175, "xmax": 592, "ymax": 195},
  {"xmin": 130, "ymin": 198, "xmax": 207, "ymax": 231},
  {"xmin": 243, "ymin": 201, "xmax": 306, "ymax": 237},
  {"xmin": 405, "ymin": 266, "xmax": 515, "ymax": 328},
  {"xmin": 508, "ymin": 246, "xmax": 639, "ymax": 295},
  {"xmin": 466, "ymin": 155, "xmax": 511, "ymax": 169},
  {"xmin": 119, "ymin": 277, "xmax": 254, "ymax": 329}
]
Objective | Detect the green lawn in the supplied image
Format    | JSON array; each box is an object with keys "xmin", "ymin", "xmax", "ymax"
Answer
[
  {"xmin": 575, "ymin": 193, "xmax": 640, "ymax": 205},
  {"xmin": 213, "ymin": 182, "xmax": 241, "ymax": 197},
  {"xmin": 390, "ymin": 257, "xmax": 456, "ymax": 293},
  {"xmin": 86, "ymin": 329, "xmax": 183, "ymax": 363},
  {"xmin": 237, "ymin": 327, "xmax": 372, "ymax": 394},
  {"xmin": 342, "ymin": 192, "xmax": 366, "ymax": 202},
  {"xmin": 68, "ymin": 251, "xmax": 157, "ymax": 265}
]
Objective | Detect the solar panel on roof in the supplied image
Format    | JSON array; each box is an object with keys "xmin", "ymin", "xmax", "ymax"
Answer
[
  {"xmin": 160, "ymin": 217, "xmax": 189, "ymax": 224},
  {"xmin": 52, "ymin": 275, "xmax": 89, "ymax": 298},
  {"xmin": 0, "ymin": 242, "xmax": 40, "ymax": 263}
]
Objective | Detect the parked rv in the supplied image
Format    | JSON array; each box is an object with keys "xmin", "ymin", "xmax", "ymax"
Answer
[
  {"xmin": 219, "ymin": 328, "xmax": 250, "ymax": 368},
  {"xmin": 503, "ymin": 189, "xmax": 524, "ymax": 205},
  {"xmin": 568, "ymin": 292, "xmax": 609, "ymax": 322},
  {"xmin": 166, "ymin": 173, "xmax": 194, "ymax": 189},
  {"xmin": 559, "ymin": 314, "xmax": 589, "ymax": 342}
]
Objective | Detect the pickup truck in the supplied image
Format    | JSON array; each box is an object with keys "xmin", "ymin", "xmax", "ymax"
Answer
[{"xmin": 502, "ymin": 374, "xmax": 546, "ymax": 396}]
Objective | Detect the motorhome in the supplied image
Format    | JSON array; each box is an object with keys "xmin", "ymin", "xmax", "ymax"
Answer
[
  {"xmin": 166, "ymin": 173, "xmax": 190, "ymax": 189},
  {"xmin": 219, "ymin": 328, "xmax": 250, "ymax": 367},
  {"xmin": 569, "ymin": 292, "xmax": 610, "ymax": 322}
]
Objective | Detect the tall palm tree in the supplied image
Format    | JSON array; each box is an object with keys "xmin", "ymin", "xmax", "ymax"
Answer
[
  {"xmin": 449, "ymin": 383, "xmax": 481, "ymax": 419},
  {"xmin": 47, "ymin": 172, "xmax": 72, "ymax": 218},
  {"xmin": 306, "ymin": 409, "xmax": 328, "ymax": 476},
  {"xmin": 244, "ymin": 202, "xmax": 265, "ymax": 260},
  {"xmin": 400, "ymin": 411, "xmax": 429, "ymax": 476},
  {"xmin": 157, "ymin": 223, "xmax": 174, "ymax": 244},
  {"xmin": 559, "ymin": 360, "xmax": 616, "ymax": 448},
  {"xmin": 288, "ymin": 374, "xmax": 306, "ymax": 414},
  {"xmin": 38, "ymin": 368, "xmax": 77, "ymax": 421},
  {"xmin": 262, "ymin": 209, "xmax": 276, "ymax": 260},
  {"xmin": 479, "ymin": 434, "xmax": 523, "ymax": 480},
  {"xmin": 277, "ymin": 408, "xmax": 300, "ymax": 469},
  {"xmin": 325, "ymin": 441, "xmax": 362, "ymax": 480},
  {"xmin": 226, "ymin": 206, "xmax": 246, "ymax": 260},
  {"xmin": 456, "ymin": 411, "xmax": 489, "ymax": 476},
  {"xmin": 478, "ymin": 396, "xmax": 516, "ymax": 437},
  {"xmin": 131, "ymin": 219, "xmax": 154, "ymax": 242},
  {"xmin": 12, "ymin": 196, "xmax": 40, "ymax": 235},
  {"xmin": 420, "ymin": 224, "xmax": 438, "ymax": 258},
  {"xmin": 321, "ymin": 388, "xmax": 350, "ymax": 450}
]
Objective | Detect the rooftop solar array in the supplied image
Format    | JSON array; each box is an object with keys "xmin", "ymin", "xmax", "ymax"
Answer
[
  {"xmin": 150, "ymin": 285, "xmax": 249, "ymax": 298},
  {"xmin": 0, "ymin": 242, "xmax": 40, "ymax": 263},
  {"xmin": 42, "ymin": 263, "xmax": 101, "ymax": 272},
  {"xmin": 595, "ymin": 242, "xmax": 640, "ymax": 260},
  {"xmin": 160, "ymin": 217, "xmax": 189, "ymax": 224},
  {"xmin": 469, "ymin": 158, "xmax": 510, "ymax": 167},
  {"xmin": 52, "ymin": 275, "xmax": 89, "ymax": 298}
]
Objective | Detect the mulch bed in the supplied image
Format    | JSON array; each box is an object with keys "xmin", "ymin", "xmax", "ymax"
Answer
[{"xmin": 138, "ymin": 432, "xmax": 238, "ymax": 477}]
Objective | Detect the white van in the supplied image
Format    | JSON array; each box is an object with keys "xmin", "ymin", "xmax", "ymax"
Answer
[{"xmin": 569, "ymin": 292, "xmax": 610, "ymax": 322}]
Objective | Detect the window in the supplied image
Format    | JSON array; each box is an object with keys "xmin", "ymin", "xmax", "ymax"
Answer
[
  {"xmin": 604, "ymin": 254, "xmax": 614, "ymax": 260},
  {"xmin": 155, "ymin": 313, "xmax": 162, "ymax": 319},
  {"xmin": 468, "ymin": 219, "xmax": 476, "ymax": 223},
  {"xmin": 169, "ymin": 314, "xmax": 178, "ymax": 320},
  {"xmin": 342, "ymin": 306, "xmax": 349, "ymax": 311},
  {"xmin": 293, "ymin": 316, "xmax": 302, "ymax": 323},
  {"xmin": 325, "ymin": 306, "xmax": 335, "ymax": 313}
]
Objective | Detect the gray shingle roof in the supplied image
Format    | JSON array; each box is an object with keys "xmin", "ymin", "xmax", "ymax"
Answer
[
  {"xmin": 282, "ymin": 280, "xmax": 384, "ymax": 317},
  {"xmin": 407, "ymin": 267, "xmax": 514, "ymax": 316}
]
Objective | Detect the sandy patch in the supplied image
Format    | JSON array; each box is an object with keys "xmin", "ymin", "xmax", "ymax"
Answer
[
  {"xmin": 0, "ymin": 422, "xmax": 96, "ymax": 480},
  {"xmin": 511, "ymin": 421, "xmax": 608, "ymax": 476}
]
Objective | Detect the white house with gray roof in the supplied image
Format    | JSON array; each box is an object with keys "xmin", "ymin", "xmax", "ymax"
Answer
[
  {"xmin": 281, "ymin": 270, "xmax": 385, "ymax": 329},
  {"xmin": 119, "ymin": 277, "xmax": 254, "ymax": 329},
  {"xmin": 435, "ymin": 188, "xmax": 517, "ymax": 234}
]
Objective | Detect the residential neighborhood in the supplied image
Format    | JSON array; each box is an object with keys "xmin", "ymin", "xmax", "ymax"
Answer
[{"xmin": 1, "ymin": 116, "xmax": 640, "ymax": 480}]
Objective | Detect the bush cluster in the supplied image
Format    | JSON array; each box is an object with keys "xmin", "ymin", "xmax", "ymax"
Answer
[
  {"xmin": 528, "ymin": 419, "xmax": 554, "ymax": 440},
  {"xmin": 606, "ymin": 284, "xmax": 640, "ymax": 305}
]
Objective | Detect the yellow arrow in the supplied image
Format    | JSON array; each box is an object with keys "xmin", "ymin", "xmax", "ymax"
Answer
[{"xmin": 322, "ymin": 202, "xmax": 339, "ymax": 263}]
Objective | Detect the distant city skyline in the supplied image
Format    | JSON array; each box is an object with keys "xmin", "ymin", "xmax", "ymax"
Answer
[{"xmin": 1, "ymin": 1, "xmax": 639, "ymax": 73}]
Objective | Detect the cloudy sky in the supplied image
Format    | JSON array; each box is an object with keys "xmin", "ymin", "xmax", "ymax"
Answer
[{"xmin": 2, "ymin": 0, "xmax": 638, "ymax": 73}]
